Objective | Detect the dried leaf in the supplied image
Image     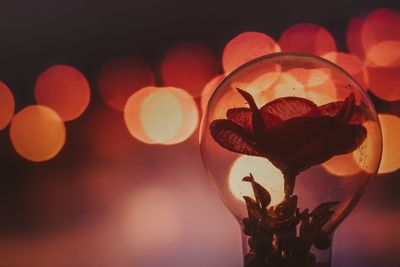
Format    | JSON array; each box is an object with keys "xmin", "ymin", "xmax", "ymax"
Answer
[
  {"xmin": 314, "ymin": 233, "xmax": 331, "ymax": 250},
  {"xmin": 243, "ymin": 174, "xmax": 272, "ymax": 209},
  {"xmin": 276, "ymin": 195, "xmax": 298, "ymax": 218},
  {"xmin": 310, "ymin": 202, "xmax": 340, "ymax": 217},
  {"xmin": 244, "ymin": 196, "xmax": 263, "ymax": 220},
  {"xmin": 310, "ymin": 210, "xmax": 334, "ymax": 232}
]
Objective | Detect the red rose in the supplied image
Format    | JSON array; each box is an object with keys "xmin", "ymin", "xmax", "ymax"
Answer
[{"xmin": 210, "ymin": 89, "xmax": 366, "ymax": 197}]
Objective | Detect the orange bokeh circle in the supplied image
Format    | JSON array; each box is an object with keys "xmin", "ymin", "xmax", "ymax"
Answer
[
  {"xmin": 222, "ymin": 31, "xmax": 280, "ymax": 73},
  {"xmin": 377, "ymin": 114, "xmax": 400, "ymax": 174},
  {"xmin": 0, "ymin": 81, "xmax": 15, "ymax": 131},
  {"xmin": 346, "ymin": 17, "xmax": 366, "ymax": 61},
  {"xmin": 279, "ymin": 23, "xmax": 336, "ymax": 56},
  {"xmin": 362, "ymin": 8, "xmax": 400, "ymax": 67},
  {"xmin": 323, "ymin": 52, "xmax": 368, "ymax": 89},
  {"xmin": 35, "ymin": 65, "xmax": 91, "ymax": 121},
  {"xmin": 367, "ymin": 65, "xmax": 400, "ymax": 101},
  {"xmin": 10, "ymin": 105, "xmax": 66, "ymax": 162},
  {"xmin": 124, "ymin": 86, "xmax": 199, "ymax": 145}
]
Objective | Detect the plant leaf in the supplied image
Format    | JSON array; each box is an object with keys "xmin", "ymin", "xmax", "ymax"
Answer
[
  {"xmin": 243, "ymin": 196, "xmax": 263, "ymax": 220},
  {"xmin": 310, "ymin": 201, "xmax": 340, "ymax": 217},
  {"xmin": 243, "ymin": 174, "xmax": 272, "ymax": 209},
  {"xmin": 275, "ymin": 195, "xmax": 298, "ymax": 218}
]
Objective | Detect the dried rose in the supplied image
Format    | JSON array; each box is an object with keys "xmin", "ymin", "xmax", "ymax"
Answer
[{"xmin": 210, "ymin": 89, "xmax": 366, "ymax": 196}]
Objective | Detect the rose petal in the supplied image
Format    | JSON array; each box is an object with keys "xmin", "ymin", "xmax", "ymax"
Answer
[
  {"xmin": 257, "ymin": 116, "xmax": 337, "ymax": 159},
  {"xmin": 285, "ymin": 124, "xmax": 367, "ymax": 173},
  {"xmin": 210, "ymin": 119, "xmax": 264, "ymax": 156},
  {"xmin": 227, "ymin": 107, "xmax": 282, "ymax": 133},
  {"xmin": 236, "ymin": 88, "xmax": 265, "ymax": 134},
  {"xmin": 260, "ymin": 97, "xmax": 320, "ymax": 128},
  {"xmin": 226, "ymin": 107, "xmax": 252, "ymax": 132},
  {"xmin": 319, "ymin": 94, "xmax": 362, "ymax": 124}
]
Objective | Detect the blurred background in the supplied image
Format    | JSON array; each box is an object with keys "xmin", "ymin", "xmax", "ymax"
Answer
[{"xmin": 0, "ymin": 0, "xmax": 400, "ymax": 266}]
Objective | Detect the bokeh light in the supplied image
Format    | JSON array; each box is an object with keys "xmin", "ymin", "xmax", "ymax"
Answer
[
  {"xmin": 10, "ymin": 105, "xmax": 66, "ymax": 162},
  {"xmin": 367, "ymin": 65, "xmax": 400, "ymax": 101},
  {"xmin": 377, "ymin": 114, "xmax": 400, "ymax": 174},
  {"xmin": 346, "ymin": 17, "xmax": 366, "ymax": 61},
  {"xmin": 285, "ymin": 67, "xmax": 330, "ymax": 88},
  {"xmin": 271, "ymin": 71, "xmax": 337, "ymax": 106},
  {"xmin": 279, "ymin": 23, "xmax": 336, "ymax": 56},
  {"xmin": 353, "ymin": 120, "xmax": 383, "ymax": 174},
  {"xmin": 323, "ymin": 153, "xmax": 361, "ymax": 177},
  {"xmin": 161, "ymin": 42, "xmax": 219, "ymax": 97},
  {"xmin": 222, "ymin": 31, "xmax": 280, "ymax": 73},
  {"xmin": 98, "ymin": 57, "xmax": 155, "ymax": 110},
  {"xmin": 124, "ymin": 86, "xmax": 198, "ymax": 145},
  {"xmin": 84, "ymin": 105, "xmax": 135, "ymax": 158},
  {"xmin": 366, "ymin": 41, "xmax": 400, "ymax": 68},
  {"xmin": 0, "ymin": 81, "xmax": 15, "ymax": 131},
  {"xmin": 201, "ymin": 74, "xmax": 225, "ymax": 112},
  {"xmin": 323, "ymin": 52, "xmax": 368, "ymax": 89},
  {"xmin": 229, "ymin": 155, "xmax": 285, "ymax": 206},
  {"xmin": 121, "ymin": 185, "xmax": 182, "ymax": 261},
  {"xmin": 34, "ymin": 65, "xmax": 91, "ymax": 121},
  {"xmin": 362, "ymin": 8, "xmax": 400, "ymax": 67}
]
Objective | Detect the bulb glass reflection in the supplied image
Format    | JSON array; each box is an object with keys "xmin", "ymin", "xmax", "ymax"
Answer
[{"xmin": 200, "ymin": 53, "xmax": 382, "ymax": 267}]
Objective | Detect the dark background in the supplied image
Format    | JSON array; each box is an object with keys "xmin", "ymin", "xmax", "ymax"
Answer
[{"xmin": 0, "ymin": 0, "xmax": 399, "ymax": 107}]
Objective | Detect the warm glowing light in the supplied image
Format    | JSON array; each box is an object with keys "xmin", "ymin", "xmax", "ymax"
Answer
[
  {"xmin": 273, "ymin": 72, "xmax": 307, "ymax": 99},
  {"xmin": 285, "ymin": 68, "xmax": 330, "ymax": 87},
  {"xmin": 377, "ymin": 114, "xmax": 400, "ymax": 174},
  {"xmin": 322, "ymin": 52, "xmax": 368, "ymax": 89},
  {"xmin": 222, "ymin": 31, "xmax": 280, "ymax": 73},
  {"xmin": 98, "ymin": 57, "xmax": 155, "ymax": 110},
  {"xmin": 346, "ymin": 17, "xmax": 365, "ymax": 61},
  {"xmin": 322, "ymin": 153, "xmax": 361, "ymax": 177},
  {"xmin": 34, "ymin": 65, "xmax": 90, "ymax": 121},
  {"xmin": 279, "ymin": 23, "xmax": 336, "ymax": 56},
  {"xmin": 161, "ymin": 42, "xmax": 219, "ymax": 97},
  {"xmin": 271, "ymin": 71, "xmax": 337, "ymax": 106},
  {"xmin": 367, "ymin": 65, "xmax": 400, "ymax": 101},
  {"xmin": 201, "ymin": 75, "xmax": 225, "ymax": 112},
  {"xmin": 124, "ymin": 86, "xmax": 198, "ymax": 145},
  {"xmin": 85, "ymin": 105, "xmax": 135, "ymax": 158},
  {"xmin": 0, "ymin": 81, "xmax": 15, "ymax": 131},
  {"xmin": 231, "ymin": 66, "xmax": 282, "ymax": 106},
  {"xmin": 141, "ymin": 90, "xmax": 182, "ymax": 143},
  {"xmin": 362, "ymin": 9, "xmax": 400, "ymax": 67},
  {"xmin": 366, "ymin": 41, "xmax": 400, "ymax": 67},
  {"xmin": 353, "ymin": 120, "xmax": 382, "ymax": 174},
  {"xmin": 10, "ymin": 105, "xmax": 66, "ymax": 162},
  {"xmin": 229, "ymin": 155, "xmax": 285, "ymax": 206},
  {"xmin": 121, "ymin": 186, "xmax": 182, "ymax": 260}
]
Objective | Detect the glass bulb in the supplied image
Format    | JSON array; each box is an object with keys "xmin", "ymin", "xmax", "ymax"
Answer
[{"xmin": 200, "ymin": 53, "xmax": 382, "ymax": 267}]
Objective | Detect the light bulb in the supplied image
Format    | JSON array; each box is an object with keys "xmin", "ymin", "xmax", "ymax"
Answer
[{"xmin": 200, "ymin": 53, "xmax": 382, "ymax": 267}]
